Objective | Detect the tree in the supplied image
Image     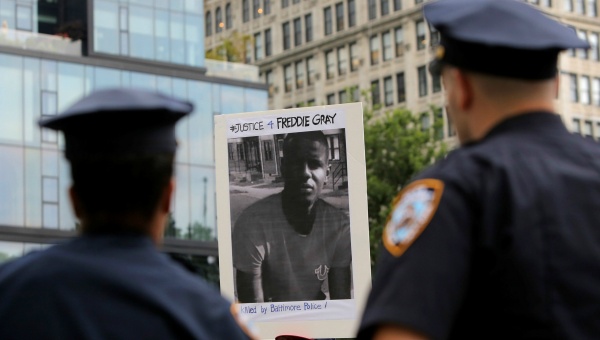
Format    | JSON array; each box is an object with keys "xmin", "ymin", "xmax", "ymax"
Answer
[
  {"xmin": 364, "ymin": 106, "xmax": 448, "ymax": 268},
  {"xmin": 205, "ymin": 31, "xmax": 252, "ymax": 63}
]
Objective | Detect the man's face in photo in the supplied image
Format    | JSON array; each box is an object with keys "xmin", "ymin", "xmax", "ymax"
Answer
[{"xmin": 282, "ymin": 134, "xmax": 329, "ymax": 208}]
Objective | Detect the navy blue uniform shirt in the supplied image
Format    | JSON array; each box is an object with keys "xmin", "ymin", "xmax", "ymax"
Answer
[
  {"xmin": 358, "ymin": 112, "xmax": 600, "ymax": 339},
  {"xmin": 0, "ymin": 234, "xmax": 250, "ymax": 339}
]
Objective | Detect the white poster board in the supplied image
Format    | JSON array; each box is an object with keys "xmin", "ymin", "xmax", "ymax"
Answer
[{"xmin": 215, "ymin": 103, "xmax": 371, "ymax": 339}]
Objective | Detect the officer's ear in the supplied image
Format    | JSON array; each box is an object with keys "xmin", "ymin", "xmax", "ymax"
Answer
[{"xmin": 454, "ymin": 69, "xmax": 474, "ymax": 112}]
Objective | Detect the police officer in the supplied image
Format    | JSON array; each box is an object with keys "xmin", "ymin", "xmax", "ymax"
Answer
[
  {"xmin": 358, "ymin": 0, "xmax": 599, "ymax": 339},
  {"xmin": 0, "ymin": 88, "xmax": 253, "ymax": 339}
]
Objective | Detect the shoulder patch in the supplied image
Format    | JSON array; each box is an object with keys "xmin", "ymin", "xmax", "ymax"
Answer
[{"xmin": 383, "ymin": 179, "xmax": 444, "ymax": 257}]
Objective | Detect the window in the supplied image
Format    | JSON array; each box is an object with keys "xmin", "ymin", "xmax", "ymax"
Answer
[
  {"xmin": 295, "ymin": 60, "xmax": 304, "ymax": 89},
  {"xmin": 394, "ymin": 0, "xmax": 402, "ymax": 11},
  {"xmin": 226, "ymin": 4, "xmax": 232, "ymax": 29},
  {"xmin": 580, "ymin": 76, "xmax": 590, "ymax": 104},
  {"xmin": 118, "ymin": 6, "xmax": 128, "ymax": 56},
  {"xmin": 264, "ymin": 0, "xmax": 271, "ymax": 14},
  {"xmin": 540, "ymin": 0, "xmax": 552, "ymax": 6},
  {"xmin": 416, "ymin": 19, "xmax": 426, "ymax": 50},
  {"xmin": 328, "ymin": 135, "xmax": 341, "ymax": 160},
  {"xmin": 381, "ymin": 0, "xmax": 390, "ymax": 16},
  {"xmin": 569, "ymin": 73, "xmax": 578, "ymax": 102},
  {"xmin": 350, "ymin": 85, "xmax": 360, "ymax": 102},
  {"xmin": 577, "ymin": 31, "xmax": 588, "ymax": 58},
  {"xmin": 283, "ymin": 22, "xmax": 291, "ymax": 50},
  {"xmin": 245, "ymin": 39, "xmax": 252, "ymax": 63},
  {"xmin": 590, "ymin": 32, "xmax": 599, "ymax": 61},
  {"xmin": 368, "ymin": 0, "xmax": 377, "ymax": 20},
  {"xmin": 243, "ymin": 0, "xmax": 250, "ymax": 22},
  {"xmin": 216, "ymin": 7, "xmax": 223, "ymax": 33},
  {"xmin": 565, "ymin": 0, "xmax": 573, "ymax": 11},
  {"xmin": 430, "ymin": 25, "xmax": 440, "ymax": 46},
  {"xmin": 350, "ymin": 42, "xmax": 359, "ymax": 71},
  {"xmin": 294, "ymin": 17, "xmax": 302, "ymax": 46},
  {"xmin": 432, "ymin": 72, "xmax": 442, "ymax": 93},
  {"xmin": 265, "ymin": 29, "xmax": 272, "ymax": 56},
  {"xmin": 327, "ymin": 93, "xmax": 336, "ymax": 104},
  {"xmin": 284, "ymin": 64, "xmax": 293, "ymax": 92},
  {"xmin": 265, "ymin": 70, "xmax": 274, "ymax": 97},
  {"xmin": 282, "ymin": 0, "xmax": 289, "ymax": 7},
  {"xmin": 348, "ymin": 0, "xmax": 356, "ymax": 27},
  {"xmin": 324, "ymin": 7, "xmax": 333, "ymax": 35},
  {"xmin": 339, "ymin": 90, "xmax": 348, "ymax": 104},
  {"xmin": 16, "ymin": 5, "xmax": 32, "ymax": 31},
  {"xmin": 575, "ymin": 0, "xmax": 585, "ymax": 13},
  {"xmin": 307, "ymin": 56, "xmax": 316, "ymax": 85},
  {"xmin": 418, "ymin": 65, "xmax": 428, "ymax": 97},
  {"xmin": 308, "ymin": 99, "xmax": 316, "ymax": 106},
  {"xmin": 394, "ymin": 26, "xmax": 404, "ymax": 57},
  {"xmin": 382, "ymin": 31, "xmax": 392, "ymax": 61},
  {"xmin": 293, "ymin": 0, "xmax": 300, "ymax": 3},
  {"xmin": 336, "ymin": 2, "xmax": 345, "ymax": 31},
  {"xmin": 205, "ymin": 11, "xmax": 212, "ymax": 36},
  {"xmin": 371, "ymin": 80, "xmax": 381, "ymax": 106},
  {"xmin": 228, "ymin": 144, "xmax": 235, "ymax": 160},
  {"xmin": 592, "ymin": 77, "xmax": 600, "ymax": 106},
  {"xmin": 338, "ymin": 46, "xmax": 348, "ymax": 75},
  {"xmin": 572, "ymin": 118, "xmax": 581, "ymax": 133},
  {"xmin": 397, "ymin": 72, "xmax": 406, "ymax": 103},
  {"xmin": 370, "ymin": 35, "xmax": 380, "ymax": 65},
  {"xmin": 384, "ymin": 76, "xmax": 393, "ymax": 106},
  {"xmin": 434, "ymin": 108, "xmax": 444, "ymax": 140},
  {"xmin": 253, "ymin": 0, "xmax": 261, "ymax": 19},
  {"xmin": 263, "ymin": 141, "xmax": 274, "ymax": 161},
  {"xmin": 254, "ymin": 32, "xmax": 262, "ymax": 60},
  {"xmin": 305, "ymin": 14, "xmax": 313, "ymax": 42},
  {"xmin": 326, "ymin": 50, "xmax": 336, "ymax": 79},
  {"xmin": 583, "ymin": 120, "xmax": 594, "ymax": 138},
  {"xmin": 588, "ymin": 0, "xmax": 598, "ymax": 16},
  {"xmin": 420, "ymin": 113, "xmax": 430, "ymax": 131}
]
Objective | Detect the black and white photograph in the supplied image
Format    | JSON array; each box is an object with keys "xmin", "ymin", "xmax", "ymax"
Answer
[{"xmin": 228, "ymin": 129, "xmax": 352, "ymax": 303}]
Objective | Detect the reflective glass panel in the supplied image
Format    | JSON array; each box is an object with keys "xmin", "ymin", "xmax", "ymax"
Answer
[
  {"xmin": 130, "ymin": 5, "xmax": 155, "ymax": 60},
  {"xmin": 94, "ymin": 0, "xmax": 119, "ymax": 54},
  {"xmin": 0, "ymin": 145, "xmax": 25, "ymax": 225},
  {"xmin": 0, "ymin": 54, "xmax": 23, "ymax": 144}
]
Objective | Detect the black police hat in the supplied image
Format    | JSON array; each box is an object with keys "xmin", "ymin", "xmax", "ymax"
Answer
[
  {"xmin": 424, "ymin": 0, "xmax": 590, "ymax": 79},
  {"xmin": 39, "ymin": 88, "xmax": 193, "ymax": 160}
]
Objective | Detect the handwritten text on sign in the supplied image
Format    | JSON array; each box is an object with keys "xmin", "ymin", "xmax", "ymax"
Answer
[
  {"xmin": 237, "ymin": 299, "xmax": 355, "ymax": 323},
  {"xmin": 227, "ymin": 110, "xmax": 346, "ymax": 138}
]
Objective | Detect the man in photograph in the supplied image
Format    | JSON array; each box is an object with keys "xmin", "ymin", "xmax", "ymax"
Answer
[{"xmin": 233, "ymin": 130, "xmax": 352, "ymax": 303}]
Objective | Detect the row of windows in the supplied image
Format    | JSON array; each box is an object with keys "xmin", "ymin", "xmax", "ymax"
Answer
[
  {"xmin": 369, "ymin": 67, "xmax": 440, "ymax": 108},
  {"xmin": 205, "ymin": 3, "xmax": 232, "ymax": 36},
  {"xmin": 282, "ymin": 14, "xmax": 312, "ymax": 50},
  {"xmin": 569, "ymin": 30, "xmax": 600, "ymax": 61},
  {"xmin": 94, "ymin": 0, "xmax": 204, "ymax": 67},
  {"xmin": 368, "ymin": 0, "xmax": 404, "ymax": 20},
  {"xmin": 568, "ymin": 73, "xmax": 600, "ymax": 106},
  {"xmin": 572, "ymin": 118, "xmax": 600, "ymax": 140},
  {"xmin": 527, "ymin": 0, "xmax": 553, "ymax": 7},
  {"xmin": 326, "ymin": 86, "xmax": 360, "ymax": 105},
  {"xmin": 252, "ymin": 29, "xmax": 272, "ymax": 61},
  {"xmin": 281, "ymin": 56, "xmax": 316, "ymax": 92},
  {"xmin": 324, "ymin": 0, "xmax": 356, "ymax": 36},
  {"xmin": 564, "ymin": 0, "xmax": 598, "ymax": 16}
]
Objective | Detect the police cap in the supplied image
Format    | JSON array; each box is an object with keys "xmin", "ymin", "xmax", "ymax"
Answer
[
  {"xmin": 424, "ymin": 0, "xmax": 590, "ymax": 79},
  {"xmin": 39, "ymin": 88, "xmax": 193, "ymax": 160}
]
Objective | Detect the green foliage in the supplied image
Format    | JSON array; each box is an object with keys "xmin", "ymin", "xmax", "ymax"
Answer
[
  {"xmin": 364, "ymin": 106, "xmax": 448, "ymax": 268},
  {"xmin": 205, "ymin": 32, "xmax": 252, "ymax": 62}
]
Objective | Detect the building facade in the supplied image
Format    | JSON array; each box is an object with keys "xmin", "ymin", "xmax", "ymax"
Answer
[
  {"xmin": 205, "ymin": 0, "xmax": 600, "ymax": 140},
  {"xmin": 0, "ymin": 0, "xmax": 268, "ymax": 283}
]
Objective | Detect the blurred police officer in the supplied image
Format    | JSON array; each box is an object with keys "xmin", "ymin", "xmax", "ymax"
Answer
[
  {"xmin": 358, "ymin": 0, "xmax": 600, "ymax": 339},
  {"xmin": 0, "ymin": 88, "xmax": 252, "ymax": 339}
]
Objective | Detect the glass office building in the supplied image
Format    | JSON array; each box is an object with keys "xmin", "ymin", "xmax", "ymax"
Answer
[{"xmin": 0, "ymin": 0, "xmax": 267, "ymax": 284}]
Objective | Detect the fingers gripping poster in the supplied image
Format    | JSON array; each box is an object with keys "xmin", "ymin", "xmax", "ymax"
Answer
[{"xmin": 215, "ymin": 103, "xmax": 371, "ymax": 339}]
